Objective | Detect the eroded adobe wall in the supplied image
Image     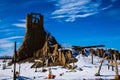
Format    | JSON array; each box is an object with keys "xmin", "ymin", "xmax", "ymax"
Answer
[{"xmin": 16, "ymin": 13, "xmax": 49, "ymax": 62}]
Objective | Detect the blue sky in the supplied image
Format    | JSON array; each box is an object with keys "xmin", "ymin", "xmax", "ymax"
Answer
[{"xmin": 0, "ymin": 0, "xmax": 120, "ymax": 56}]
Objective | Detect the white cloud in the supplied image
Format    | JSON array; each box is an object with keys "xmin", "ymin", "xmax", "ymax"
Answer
[
  {"xmin": 12, "ymin": 19, "xmax": 26, "ymax": 28},
  {"xmin": 52, "ymin": 7, "xmax": 83, "ymax": 15},
  {"xmin": 13, "ymin": 23, "xmax": 26, "ymax": 28},
  {"xmin": 0, "ymin": 42, "xmax": 14, "ymax": 56},
  {"xmin": 0, "ymin": 36, "xmax": 23, "ymax": 42},
  {"xmin": 0, "ymin": 36, "xmax": 23, "ymax": 56},
  {"xmin": 65, "ymin": 12, "xmax": 97, "ymax": 22},
  {"xmin": 19, "ymin": 19, "xmax": 26, "ymax": 22},
  {"xmin": 0, "ymin": 36, "xmax": 23, "ymax": 48},
  {"xmin": 102, "ymin": 5, "xmax": 112, "ymax": 10},
  {"xmin": 52, "ymin": 0, "xmax": 113, "ymax": 22},
  {"xmin": 0, "ymin": 42, "xmax": 14, "ymax": 48},
  {"xmin": 0, "ymin": 48, "xmax": 14, "ymax": 56},
  {"xmin": 52, "ymin": 15, "xmax": 66, "ymax": 18}
]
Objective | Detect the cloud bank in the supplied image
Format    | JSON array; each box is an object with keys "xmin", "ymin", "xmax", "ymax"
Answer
[
  {"xmin": 13, "ymin": 23, "xmax": 26, "ymax": 28},
  {"xmin": 0, "ymin": 36, "xmax": 23, "ymax": 56},
  {"xmin": 52, "ymin": 0, "xmax": 114, "ymax": 22},
  {"xmin": 12, "ymin": 19, "xmax": 26, "ymax": 28}
]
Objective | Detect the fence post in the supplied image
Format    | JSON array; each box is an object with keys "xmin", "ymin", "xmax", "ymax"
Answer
[
  {"xmin": 113, "ymin": 54, "xmax": 119, "ymax": 79},
  {"xmin": 13, "ymin": 42, "xmax": 17, "ymax": 80},
  {"xmin": 95, "ymin": 57, "xmax": 107, "ymax": 76}
]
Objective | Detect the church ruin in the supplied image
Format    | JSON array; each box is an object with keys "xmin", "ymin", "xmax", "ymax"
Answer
[{"xmin": 11, "ymin": 12, "xmax": 77, "ymax": 67}]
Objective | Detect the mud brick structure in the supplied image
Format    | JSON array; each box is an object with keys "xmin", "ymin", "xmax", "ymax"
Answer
[
  {"xmin": 12, "ymin": 13, "xmax": 58, "ymax": 62},
  {"xmin": 11, "ymin": 12, "xmax": 77, "ymax": 67}
]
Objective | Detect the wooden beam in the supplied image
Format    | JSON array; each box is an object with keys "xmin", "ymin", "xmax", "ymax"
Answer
[{"xmin": 95, "ymin": 57, "xmax": 107, "ymax": 76}]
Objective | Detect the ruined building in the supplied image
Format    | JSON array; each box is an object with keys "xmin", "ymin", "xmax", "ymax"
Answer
[
  {"xmin": 16, "ymin": 12, "xmax": 58, "ymax": 61},
  {"xmin": 11, "ymin": 13, "xmax": 77, "ymax": 67}
]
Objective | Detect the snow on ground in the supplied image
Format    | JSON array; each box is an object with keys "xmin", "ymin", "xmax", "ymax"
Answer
[{"xmin": 0, "ymin": 55, "xmax": 120, "ymax": 80}]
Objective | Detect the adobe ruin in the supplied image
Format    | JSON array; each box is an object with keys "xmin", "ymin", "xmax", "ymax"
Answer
[{"xmin": 11, "ymin": 12, "xmax": 77, "ymax": 67}]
